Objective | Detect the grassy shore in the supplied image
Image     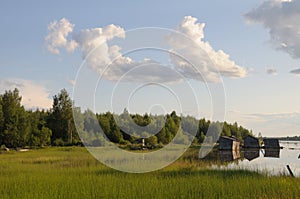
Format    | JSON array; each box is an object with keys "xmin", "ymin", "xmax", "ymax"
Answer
[{"xmin": 0, "ymin": 147, "xmax": 299, "ymax": 199}]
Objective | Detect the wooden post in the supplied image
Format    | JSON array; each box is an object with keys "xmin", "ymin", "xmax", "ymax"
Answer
[
  {"xmin": 142, "ymin": 139, "xmax": 145, "ymax": 147},
  {"xmin": 286, "ymin": 165, "xmax": 294, "ymax": 177}
]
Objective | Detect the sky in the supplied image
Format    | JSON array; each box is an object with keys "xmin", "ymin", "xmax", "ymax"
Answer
[{"xmin": 0, "ymin": 0, "xmax": 300, "ymax": 137}]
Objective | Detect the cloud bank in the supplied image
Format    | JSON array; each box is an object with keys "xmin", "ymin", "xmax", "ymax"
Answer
[
  {"xmin": 0, "ymin": 79, "xmax": 52, "ymax": 109},
  {"xmin": 45, "ymin": 17, "xmax": 248, "ymax": 83},
  {"xmin": 245, "ymin": 0, "xmax": 300, "ymax": 59}
]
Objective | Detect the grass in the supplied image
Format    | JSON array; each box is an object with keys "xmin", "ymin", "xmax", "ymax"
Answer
[{"xmin": 0, "ymin": 147, "xmax": 299, "ymax": 199}]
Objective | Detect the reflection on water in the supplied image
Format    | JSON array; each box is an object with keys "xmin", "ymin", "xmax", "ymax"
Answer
[
  {"xmin": 204, "ymin": 141, "xmax": 300, "ymax": 177},
  {"xmin": 264, "ymin": 148, "xmax": 280, "ymax": 158},
  {"xmin": 244, "ymin": 149, "xmax": 259, "ymax": 161},
  {"xmin": 219, "ymin": 150, "xmax": 240, "ymax": 162}
]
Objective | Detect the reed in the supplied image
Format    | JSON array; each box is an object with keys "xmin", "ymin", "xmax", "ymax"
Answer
[{"xmin": 0, "ymin": 147, "xmax": 299, "ymax": 199}]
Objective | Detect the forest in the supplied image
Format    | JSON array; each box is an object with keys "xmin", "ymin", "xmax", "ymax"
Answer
[{"xmin": 0, "ymin": 88, "xmax": 253, "ymax": 149}]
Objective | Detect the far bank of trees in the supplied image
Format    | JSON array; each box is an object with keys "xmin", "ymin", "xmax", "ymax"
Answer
[{"xmin": 0, "ymin": 88, "xmax": 253, "ymax": 148}]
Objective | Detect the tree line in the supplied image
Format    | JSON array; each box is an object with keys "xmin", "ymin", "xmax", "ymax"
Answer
[{"xmin": 0, "ymin": 88, "xmax": 254, "ymax": 148}]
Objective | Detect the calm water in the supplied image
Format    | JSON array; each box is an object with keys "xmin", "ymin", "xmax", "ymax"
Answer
[{"xmin": 206, "ymin": 141, "xmax": 300, "ymax": 177}]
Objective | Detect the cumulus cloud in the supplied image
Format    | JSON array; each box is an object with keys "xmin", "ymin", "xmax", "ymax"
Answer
[
  {"xmin": 45, "ymin": 18, "xmax": 77, "ymax": 54},
  {"xmin": 73, "ymin": 24, "xmax": 128, "ymax": 74},
  {"xmin": 45, "ymin": 16, "xmax": 248, "ymax": 83},
  {"xmin": 290, "ymin": 68, "xmax": 300, "ymax": 75},
  {"xmin": 0, "ymin": 79, "xmax": 52, "ymax": 109},
  {"xmin": 166, "ymin": 16, "xmax": 248, "ymax": 82},
  {"xmin": 266, "ymin": 67, "xmax": 278, "ymax": 75},
  {"xmin": 245, "ymin": 0, "xmax": 300, "ymax": 58}
]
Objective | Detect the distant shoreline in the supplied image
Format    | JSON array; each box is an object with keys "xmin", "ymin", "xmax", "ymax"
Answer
[{"xmin": 270, "ymin": 136, "xmax": 300, "ymax": 141}]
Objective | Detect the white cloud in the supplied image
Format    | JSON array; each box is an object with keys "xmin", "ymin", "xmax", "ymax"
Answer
[
  {"xmin": 166, "ymin": 16, "xmax": 248, "ymax": 82},
  {"xmin": 0, "ymin": 79, "xmax": 52, "ymax": 109},
  {"xmin": 73, "ymin": 25, "xmax": 127, "ymax": 74},
  {"xmin": 67, "ymin": 79, "xmax": 76, "ymax": 86},
  {"xmin": 290, "ymin": 68, "xmax": 300, "ymax": 75},
  {"xmin": 45, "ymin": 18, "xmax": 77, "ymax": 54},
  {"xmin": 104, "ymin": 59, "xmax": 182, "ymax": 83},
  {"xmin": 45, "ymin": 16, "xmax": 248, "ymax": 83},
  {"xmin": 266, "ymin": 67, "xmax": 278, "ymax": 75},
  {"xmin": 245, "ymin": 0, "xmax": 300, "ymax": 58}
]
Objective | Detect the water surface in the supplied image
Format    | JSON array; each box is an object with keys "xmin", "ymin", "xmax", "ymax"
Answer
[{"xmin": 205, "ymin": 141, "xmax": 300, "ymax": 177}]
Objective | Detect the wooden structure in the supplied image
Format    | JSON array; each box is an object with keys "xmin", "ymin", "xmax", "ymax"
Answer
[
  {"xmin": 244, "ymin": 135, "xmax": 260, "ymax": 148},
  {"xmin": 219, "ymin": 136, "xmax": 240, "ymax": 151},
  {"xmin": 263, "ymin": 138, "xmax": 280, "ymax": 148},
  {"xmin": 286, "ymin": 165, "xmax": 295, "ymax": 177}
]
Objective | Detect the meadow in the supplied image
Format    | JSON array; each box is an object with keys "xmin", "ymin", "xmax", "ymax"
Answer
[{"xmin": 0, "ymin": 147, "xmax": 299, "ymax": 199}]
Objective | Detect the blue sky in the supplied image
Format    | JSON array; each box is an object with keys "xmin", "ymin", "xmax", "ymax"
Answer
[{"xmin": 1, "ymin": 0, "xmax": 300, "ymax": 137}]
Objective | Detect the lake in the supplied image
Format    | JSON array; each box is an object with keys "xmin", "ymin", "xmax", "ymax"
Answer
[{"xmin": 203, "ymin": 141, "xmax": 300, "ymax": 177}]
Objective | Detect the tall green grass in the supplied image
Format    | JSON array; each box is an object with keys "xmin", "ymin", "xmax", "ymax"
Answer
[{"xmin": 0, "ymin": 147, "xmax": 299, "ymax": 199}]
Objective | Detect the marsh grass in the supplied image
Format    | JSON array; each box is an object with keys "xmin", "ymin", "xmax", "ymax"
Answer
[{"xmin": 0, "ymin": 147, "xmax": 299, "ymax": 199}]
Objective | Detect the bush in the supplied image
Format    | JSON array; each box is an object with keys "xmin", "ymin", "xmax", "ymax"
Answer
[
  {"xmin": 53, "ymin": 138, "xmax": 65, "ymax": 146},
  {"xmin": 1, "ymin": 144, "xmax": 7, "ymax": 151},
  {"xmin": 119, "ymin": 139, "xmax": 130, "ymax": 145},
  {"xmin": 129, "ymin": 144, "xmax": 143, "ymax": 150}
]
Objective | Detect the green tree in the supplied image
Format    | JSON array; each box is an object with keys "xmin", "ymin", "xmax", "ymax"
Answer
[
  {"xmin": 39, "ymin": 126, "xmax": 52, "ymax": 146},
  {"xmin": 198, "ymin": 118, "xmax": 210, "ymax": 136},
  {"xmin": 165, "ymin": 115, "xmax": 177, "ymax": 137},
  {"xmin": 98, "ymin": 112, "xmax": 123, "ymax": 143},
  {"xmin": 229, "ymin": 122, "xmax": 239, "ymax": 138},
  {"xmin": 196, "ymin": 118, "xmax": 209, "ymax": 143},
  {"xmin": 28, "ymin": 110, "xmax": 52, "ymax": 147},
  {"xmin": 222, "ymin": 122, "xmax": 231, "ymax": 137},
  {"xmin": 146, "ymin": 135, "xmax": 158, "ymax": 146},
  {"xmin": 98, "ymin": 112, "xmax": 111, "ymax": 138},
  {"xmin": 156, "ymin": 127, "xmax": 171, "ymax": 144},
  {"xmin": 1, "ymin": 89, "xmax": 28, "ymax": 147},
  {"xmin": 109, "ymin": 116, "xmax": 123, "ymax": 143},
  {"xmin": 48, "ymin": 89, "xmax": 77, "ymax": 145},
  {"xmin": 198, "ymin": 131, "xmax": 205, "ymax": 143},
  {"xmin": 142, "ymin": 113, "xmax": 151, "ymax": 126},
  {"xmin": 170, "ymin": 111, "xmax": 180, "ymax": 128},
  {"xmin": 0, "ymin": 95, "xmax": 3, "ymax": 134}
]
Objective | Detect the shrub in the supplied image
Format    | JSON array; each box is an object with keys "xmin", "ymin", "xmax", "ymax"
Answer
[{"xmin": 53, "ymin": 138, "xmax": 65, "ymax": 146}]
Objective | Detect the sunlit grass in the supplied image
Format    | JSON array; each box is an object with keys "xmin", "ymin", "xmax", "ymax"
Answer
[{"xmin": 0, "ymin": 147, "xmax": 299, "ymax": 199}]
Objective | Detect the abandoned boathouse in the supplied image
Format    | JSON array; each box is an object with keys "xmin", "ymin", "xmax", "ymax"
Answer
[
  {"xmin": 244, "ymin": 135, "xmax": 260, "ymax": 148},
  {"xmin": 263, "ymin": 138, "xmax": 280, "ymax": 149},
  {"xmin": 219, "ymin": 136, "xmax": 240, "ymax": 150}
]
